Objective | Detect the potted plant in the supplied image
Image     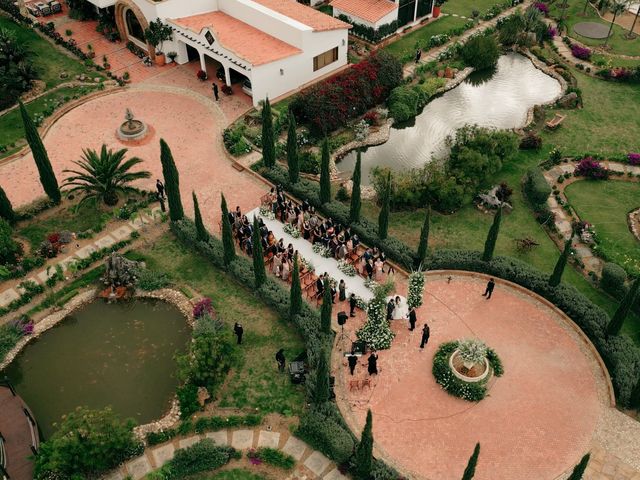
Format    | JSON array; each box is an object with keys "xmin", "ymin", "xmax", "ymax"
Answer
[
  {"xmin": 433, "ymin": 0, "xmax": 447, "ymax": 18},
  {"xmin": 196, "ymin": 69, "xmax": 207, "ymax": 81},
  {"xmin": 123, "ymin": 71, "xmax": 131, "ymax": 83},
  {"xmin": 144, "ymin": 18, "xmax": 173, "ymax": 66},
  {"xmin": 86, "ymin": 43, "xmax": 95, "ymax": 58},
  {"xmin": 102, "ymin": 54, "xmax": 110, "ymax": 70},
  {"xmin": 222, "ymin": 84, "xmax": 233, "ymax": 95},
  {"xmin": 167, "ymin": 51, "xmax": 178, "ymax": 63}
]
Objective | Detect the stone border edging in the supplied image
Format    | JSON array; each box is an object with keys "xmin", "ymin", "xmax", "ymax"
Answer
[{"xmin": 628, "ymin": 207, "xmax": 640, "ymax": 242}]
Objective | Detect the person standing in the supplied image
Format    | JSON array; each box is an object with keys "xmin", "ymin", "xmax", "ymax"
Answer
[
  {"xmin": 347, "ymin": 353, "xmax": 358, "ymax": 375},
  {"xmin": 420, "ymin": 323, "xmax": 430, "ymax": 349},
  {"xmin": 338, "ymin": 279, "xmax": 346, "ymax": 302},
  {"xmin": 212, "ymin": 82, "xmax": 219, "ymax": 101},
  {"xmin": 349, "ymin": 293, "xmax": 357, "ymax": 317},
  {"xmin": 367, "ymin": 351, "xmax": 379, "ymax": 375},
  {"xmin": 233, "ymin": 322, "xmax": 244, "ymax": 345},
  {"xmin": 386, "ymin": 298, "xmax": 395, "ymax": 321},
  {"xmin": 275, "ymin": 349, "xmax": 285, "ymax": 372},
  {"xmin": 155, "ymin": 179, "xmax": 165, "ymax": 199},
  {"xmin": 415, "ymin": 49, "xmax": 422, "ymax": 64},
  {"xmin": 157, "ymin": 191, "xmax": 166, "ymax": 212},
  {"xmin": 482, "ymin": 278, "xmax": 496, "ymax": 299},
  {"xmin": 408, "ymin": 307, "xmax": 417, "ymax": 331}
]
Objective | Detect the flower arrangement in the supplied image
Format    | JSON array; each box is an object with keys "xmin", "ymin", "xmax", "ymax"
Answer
[
  {"xmin": 574, "ymin": 157, "xmax": 608, "ymax": 180},
  {"xmin": 312, "ymin": 244, "xmax": 332, "ymax": 258},
  {"xmin": 283, "ymin": 223, "xmax": 301, "ymax": 239},
  {"xmin": 627, "ymin": 153, "xmax": 640, "ymax": 166},
  {"xmin": 549, "ymin": 147, "xmax": 562, "ymax": 163},
  {"xmin": 353, "ymin": 295, "xmax": 368, "ymax": 309},
  {"xmin": 364, "ymin": 278, "xmax": 379, "ymax": 290},
  {"xmin": 407, "ymin": 271, "xmax": 425, "ymax": 310},
  {"xmin": 337, "ymin": 260, "xmax": 357, "ymax": 276},
  {"xmin": 193, "ymin": 298, "xmax": 214, "ymax": 319},
  {"xmin": 457, "ymin": 338, "xmax": 488, "ymax": 366},
  {"xmin": 570, "ymin": 44, "xmax": 591, "ymax": 61},
  {"xmin": 357, "ymin": 281, "xmax": 395, "ymax": 350},
  {"xmin": 258, "ymin": 205, "xmax": 275, "ymax": 220}
]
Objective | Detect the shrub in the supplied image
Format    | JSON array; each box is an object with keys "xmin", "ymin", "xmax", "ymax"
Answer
[
  {"xmin": 299, "ymin": 151, "xmax": 320, "ymax": 174},
  {"xmin": 524, "ymin": 168, "xmax": 551, "ymax": 205},
  {"xmin": 193, "ymin": 297, "xmax": 214, "ymax": 319},
  {"xmin": 519, "ymin": 132, "xmax": 542, "ymax": 150},
  {"xmin": 574, "ymin": 157, "xmax": 608, "ymax": 179},
  {"xmin": 336, "ymin": 15, "xmax": 398, "ymax": 43},
  {"xmin": 627, "ymin": 153, "xmax": 640, "ymax": 165},
  {"xmin": 0, "ymin": 218, "xmax": 22, "ymax": 265},
  {"xmin": 388, "ymin": 85, "xmax": 419, "ymax": 122},
  {"xmin": 176, "ymin": 383, "xmax": 200, "ymax": 419},
  {"xmin": 0, "ymin": 317, "xmax": 29, "ymax": 362},
  {"xmin": 252, "ymin": 447, "xmax": 296, "ymax": 470},
  {"xmin": 570, "ymin": 44, "xmax": 591, "ymax": 61},
  {"xmin": 146, "ymin": 414, "xmax": 262, "ymax": 446},
  {"xmin": 461, "ymin": 34, "xmax": 499, "ymax": 70},
  {"xmin": 297, "ymin": 404, "xmax": 355, "ymax": 464},
  {"xmin": 154, "ymin": 440, "xmax": 239, "ymax": 479},
  {"xmin": 601, "ymin": 263, "xmax": 627, "ymax": 298},
  {"xmin": 135, "ymin": 267, "xmax": 171, "ymax": 290}
]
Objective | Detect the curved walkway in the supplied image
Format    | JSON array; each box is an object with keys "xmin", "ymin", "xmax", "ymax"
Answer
[{"xmin": 102, "ymin": 425, "xmax": 346, "ymax": 480}]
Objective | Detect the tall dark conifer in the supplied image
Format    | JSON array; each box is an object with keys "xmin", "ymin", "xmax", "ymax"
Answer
[
  {"xmin": 353, "ymin": 410, "xmax": 374, "ymax": 480},
  {"xmin": 349, "ymin": 151, "xmax": 362, "ymax": 223},
  {"xmin": 192, "ymin": 191, "xmax": 208, "ymax": 242},
  {"xmin": 261, "ymin": 98, "xmax": 275, "ymax": 168},
  {"xmin": 252, "ymin": 216, "xmax": 266, "ymax": 288},
  {"xmin": 416, "ymin": 206, "xmax": 431, "ymax": 267},
  {"xmin": 312, "ymin": 352, "xmax": 330, "ymax": 404},
  {"xmin": 159, "ymin": 139, "xmax": 184, "ymax": 221},
  {"xmin": 461, "ymin": 443, "xmax": 481, "ymax": 480},
  {"xmin": 321, "ymin": 278, "xmax": 332, "ymax": 333},
  {"xmin": 567, "ymin": 453, "xmax": 590, "ymax": 480},
  {"xmin": 549, "ymin": 237, "xmax": 572, "ymax": 287},
  {"xmin": 0, "ymin": 185, "xmax": 16, "ymax": 224},
  {"xmin": 606, "ymin": 277, "xmax": 640, "ymax": 336},
  {"xmin": 289, "ymin": 253, "xmax": 302, "ymax": 319},
  {"xmin": 378, "ymin": 171, "xmax": 391, "ymax": 240},
  {"xmin": 286, "ymin": 113, "xmax": 299, "ymax": 183},
  {"xmin": 482, "ymin": 207, "xmax": 502, "ymax": 262},
  {"xmin": 320, "ymin": 138, "xmax": 331, "ymax": 204},
  {"xmin": 220, "ymin": 193, "xmax": 236, "ymax": 267}
]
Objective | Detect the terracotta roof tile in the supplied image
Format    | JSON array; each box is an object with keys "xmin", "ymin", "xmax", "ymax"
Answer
[
  {"xmin": 331, "ymin": 0, "xmax": 398, "ymax": 24},
  {"xmin": 171, "ymin": 12, "xmax": 302, "ymax": 66},
  {"xmin": 250, "ymin": 0, "xmax": 351, "ymax": 31}
]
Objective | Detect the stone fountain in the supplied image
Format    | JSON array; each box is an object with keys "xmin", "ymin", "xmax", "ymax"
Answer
[{"xmin": 117, "ymin": 108, "xmax": 148, "ymax": 141}]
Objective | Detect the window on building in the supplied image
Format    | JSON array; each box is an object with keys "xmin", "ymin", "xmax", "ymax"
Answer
[
  {"xmin": 125, "ymin": 9, "xmax": 145, "ymax": 44},
  {"xmin": 313, "ymin": 47, "xmax": 338, "ymax": 71}
]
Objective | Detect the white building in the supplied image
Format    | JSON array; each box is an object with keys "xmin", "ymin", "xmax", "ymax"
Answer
[
  {"xmin": 87, "ymin": 0, "xmax": 350, "ymax": 106},
  {"xmin": 331, "ymin": 0, "xmax": 433, "ymax": 31}
]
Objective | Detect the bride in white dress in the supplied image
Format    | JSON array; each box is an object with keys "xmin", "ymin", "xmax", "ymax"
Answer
[{"xmin": 386, "ymin": 295, "xmax": 409, "ymax": 320}]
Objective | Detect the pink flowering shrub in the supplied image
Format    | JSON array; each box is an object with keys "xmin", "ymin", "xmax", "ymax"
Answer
[
  {"xmin": 547, "ymin": 26, "xmax": 557, "ymax": 38},
  {"xmin": 534, "ymin": 2, "xmax": 549, "ymax": 14},
  {"xmin": 193, "ymin": 298, "xmax": 214, "ymax": 319},
  {"xmin": 627, "ymin": 153, "xmax": 640, "ymax": 165},
  {"xmin": 571, "ymin": 44, "xmax": 591, "ymax": 61},
  {"xmin": 574, "ymin": 157, "xmax": 608, "ymax": 179}
]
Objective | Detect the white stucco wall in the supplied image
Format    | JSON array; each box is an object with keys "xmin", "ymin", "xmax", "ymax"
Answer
[{"xmin": 333, "ymin": 6, "xmax": 398, "ymax": 29}]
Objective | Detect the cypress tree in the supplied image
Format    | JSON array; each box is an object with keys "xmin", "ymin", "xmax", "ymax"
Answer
[
  {"xmin": 606, "ymin": 277, "xmax": 640, "ymax": 336},
  {"xmin": 321, "ymin": 278, "xmax": 332, "ymax": 333},
  {"xmin": 261, "ymin": 98, "xmax": 275, "ymax": 168},
  {"xmin": 286, "ymin": 113, "xmax": 299, "ymax": 183},
  {"xmin": 19, "ymin": 101, "xmax": 60, "ymax": 204},
  {"xmin": 289, "ymin": 253, "xmax": 302, "ymax": 319},
  {"xmin": 378, "ymin": 171, "xmax": 391, "ymax": 240},
  {"xmin": 549, "ymin": 237, "xmax": 572, "ymax": 287},
  {"xmin": 252, "ymin": 216, "xmax": 266, "ymax": 289},
  {"xmin": 567, "ymin": 453, "xmax": 590, "ymax": 480},
  {"xmin": 220, "ymin": 193, "xmax": 236, "ymax": 267},
  {"xmin": 482, "ymin": 207, "xmax": 502, "ymax": 262},
  {"xmin": 353, "ymin": 410, "xmax": 374, "ymax": 480},
  {"xmin": 160, "ymin": 139, "xmax": 184, "ymax": 221},
  {"xmin": 0, "ymin": 185, "xmax": 16, "ymax": 224},
  {"xmin": 320, "ymin": 137, "xmax": 331, "ymax": 204},
  {"xmin": 192, "ymin": 191, "xmax": 208, "ymax": 242},
  {"xmin": 416, "ymin": 206, "xmax": 431, "ymax": 267},
  {"xmin": 631, "ymin": 376, "xmax": 640, "ymax": 409},
  {"xmin": 461, "ymin": 443, "xmax": 480, "ymax": 480},
  {"xmin": 349, "ymin": 151, "xmax": 362, "ymax": 223},
  {"xmin": 312, "ymin": 352, "xmax": 330, "ymax": 404}
]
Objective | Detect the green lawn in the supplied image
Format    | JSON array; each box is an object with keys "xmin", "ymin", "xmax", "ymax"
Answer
[
  {"xmin": 591, "ymin": 53, "xmax": 640, "ymax": 68},
  {"xmin": 552, "ymin": 0, "xmax": 640, "ymax": 56},
  {"xmin": 383, "ymin": 15, "xmax": 468, "ymax": 62},
  {"xmin": 193, "ymin": 469, "xmax": 267, "ymax": 480},
  {"xmin": 130, "ymin": 236, "xmax": 306, "ymax": 417},
  {"xmin": 565, "ymin": 180, "xmax": 640, "ymax": 269},
  {"xmin": 443, "ymin": 0, "xmax": 503, "ymax": 17}
]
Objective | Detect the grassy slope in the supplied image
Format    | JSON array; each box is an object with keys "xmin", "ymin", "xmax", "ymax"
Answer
[
  {"xmin": 565, "ymin": 180, "xmax": 640, "ymax": 268},
  {"xmin": 443, "ymin": 0, "xmax": 503, "ymax": 16},
  {"xmin": 131, "ymin": 236, "xmax": 306, "ymax": 417}
]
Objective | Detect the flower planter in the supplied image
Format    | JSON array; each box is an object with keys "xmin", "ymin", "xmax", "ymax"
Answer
[
  {"xmin": 155, "ymin": 53, "xmax": 166, "ymax": 66},
  {"xmin": 449, "ymin": 348, "xmax": 490, "ymax": 383},
  {"xmin": 433, "ymin": 6, "xmax": 441, "ymax": 18}
]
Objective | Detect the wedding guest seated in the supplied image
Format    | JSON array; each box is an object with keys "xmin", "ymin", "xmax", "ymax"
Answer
[
  {"xmin": 272, "ymin": 252, "xmax": 283, "ymax": 276},
  {"xmin": 303, "ymin": 221, "xmax": 311, "ymax": 240},
  {"xmin": 244, "ymin": 238, "xmax": 253, "ymax": 256},
  {"xmin": 352, "ymin": 234, "xmax": 360, "ymax": 249},
  {"xmin": 287, "ymin": 243, "xmax": 294, "ymax": 258},
  {"xmin": 337, "ymin": 242, "xmax": 348, "ymax": 260},
  {"xmin": 281, "ymin": 260, "xmax": 291, "ymax": 281}
]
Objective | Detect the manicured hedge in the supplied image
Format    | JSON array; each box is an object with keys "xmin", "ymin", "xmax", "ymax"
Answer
[
  {"xmin": 146, "ymin": 414, "xmax": 263, "ymax": 446},
  {"xmin": 524, "ymin": 168, "xmax": 551, "ymax": 205},
  {"xmin": 426, "ymin": 249, "xmax": 640, "ymax": 407},
  {"xmin": 296, "ymin": 403, "xmax": 355, "ymax": 464},
  {"xmin": 337, "ymin": 14, "xmax": 398, "ymax": 43},
  {"xmin": 601, "ymin": 262, "xmax": 628, "ymax": 299},
  {"xmin": 147, "ymin": 440, "xmax": 239, "ymax": 480}
]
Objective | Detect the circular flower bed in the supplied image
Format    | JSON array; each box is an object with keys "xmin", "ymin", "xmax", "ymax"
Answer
[{"xmin": 432, "ymin": 340, "xmax": 504, "ymax": 401}]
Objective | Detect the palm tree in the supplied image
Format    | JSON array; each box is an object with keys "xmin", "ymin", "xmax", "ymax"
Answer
[
  {"xmin": 628, "ymin": 2, "xmax": 639, "ymax": 37},
  {"xmin": 604, "ymin": 0, "xmax": 629, "ymax": 46},
  {"xmin": 63, "ymin": 144, "xmax": 151, "ymax": 206}
]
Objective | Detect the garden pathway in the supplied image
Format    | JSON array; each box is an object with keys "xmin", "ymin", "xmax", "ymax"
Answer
[
  {"xmin": 101, "ymin": 425, "xmax": 347, "ymax": 480},
  {"xmin": 403, "ymin": 0, "xmax": 534, "ymax": 78},
  {"xmin": 542, "ymin": 160, "xmax": 640, "ymax": 276}
]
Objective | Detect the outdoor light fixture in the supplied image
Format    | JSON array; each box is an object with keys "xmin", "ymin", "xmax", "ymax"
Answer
[
  {"xmin": 342, "ymin": 39, "xmax": 345, "ymax": 46},
  {"xmin": 280, "ymin": 68, "xmax": 284, "ymax": 75}
]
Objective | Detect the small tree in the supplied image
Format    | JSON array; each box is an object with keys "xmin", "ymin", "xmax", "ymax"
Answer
[
  {"xmin": 252, "ymin": 216, "xmax": 266, "ymax": 289},
  {"xmin": 312, "ymin": 351, "xmax": 330, "ymax": 404},
  {"xmin": 353, "ymin": 410, "xmax": 374, "ymax": 480},
  {"xmin": 416, "ymin": 206, "xmax": 431, "ymax": 267},
  {"xmin": 261, "ymin": 98, "xmax": 276, "ymax": 168},
  {"xmin": 628, "ymin": 2, "xmax": 640, "ymax": 37},
  {"xmin": 606, "ymin": 277, "xmax": 640, "ymax": 336},
  {"xmin": 20, "ymin": 101, "xmax": 60, "ymax": 204},
  {"xmin": 320, "ymin": 137, "xmax": 331, "ymax": 204},
  {"xmin": 289, "ymin": 253, "xmax": 302, "ymax": 319},
  {"xmin": 631, "ymin": 376, "xmax": 640, "ymax": 409},
  {"xmin": 192, "ymin": 191, "xmax": 209, "ymax": 242},
  {"xmin": 567, "ymin": 453, "xmax": 590, "ymax": 480},
  {"xmin": 220, "ymin": 193, "xmax": 236, "ymax": 267},
  {"xmin": 160, "ymin": 139, "xmax": 184, "ymax": 221},
  {"xmin": 378, "ymin": 171, "xmax": 391, "ymax": 240},
  {"xmin": 549, "ymin": 236, "xmax": 572, "ymax": 287},
  {"xmin": 482, "ymin": 207, "xmax": 502, "ymax": 262},
  {"xmin": 604, "ymin": 1, "xmax": 628, "ymax": 46},
  {"xmin": 143, "ymin": 18, "xmax": 173, "ymax": 54},
  {"xmin": 287, "ymin": 113, "xmax": 299, "ymax": 183},
  {"xmin": 321, "ymin": 278, "xmax": 332, "ymax": 333},
  {"xmin": 461, "ymin": 34, "xmax": 499, "ymax": 70},
  {"xmin": 0, "ymin": 185, "xmax": 16, "ymax": 224},
  {"xmin": 461, "ymin": 443, "xmax": 480, "ymax": 480},
  {"xmin": 350, "ymin": 151, "xmax": 362, "ymax": 223}
]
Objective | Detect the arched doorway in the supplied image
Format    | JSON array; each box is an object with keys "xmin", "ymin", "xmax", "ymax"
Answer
[
  {"xmin": 125, "ymin": 8, "xmax": 145, "ymax": 47},
  {"xmin": 114, "ymin": 0, "xmax": 154, "ymax": 59}
]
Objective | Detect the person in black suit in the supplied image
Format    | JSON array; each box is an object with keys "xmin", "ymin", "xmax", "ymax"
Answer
[
  {"xmin": 349, "ymin": 294, "xmax": 357, "ymax": 317},
  {"xmin": 316, "ymin": 275, "xmax": 325, "ymax": 296},
  {"xmin": 347, "ymin": 354, "xmax": 358, "ymax": 375},
  {"xmin": 482, "ymin": 278, "xmax": 496, "ymax": 299},
  {"xmin": 408, "ymin": 307, "xmax": 417, "ymax": 331},
  {"xmin": 386, "ymin": 298, "xmax": 395, "ymax": 320},
  {"xmin": 234, "ymin": 322, "xmax": 244, "ymax": 344},
  {"xmin": 367, "ymin": 352, "xmax": 379, "ymax": 375},
  {"xmin": 420, "ymin": 323, "xmax": 430, "ymax": 349}
]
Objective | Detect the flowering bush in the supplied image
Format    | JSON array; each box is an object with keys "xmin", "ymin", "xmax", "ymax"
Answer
[
  {"xmin": 353, "ymin": 119, "xmax": 370, "ymax": 142},
  {"xmin": 627, "ymin": 153, "xmax": 640, "ymax": 165},
  {"xmin": 196, "ymin": 69, "xmax": 207, "ymax": 81},
  {"xmin": 337, "ymin": 260, "xmax": 356, "ymax": 276},
  {"xmin": 357, "ymin": 281, "xmax": 395, "ymax": 350},
  {"xmin": 574, "ymin": 157, "xmax": 608, "ymax": 179},
  {"xmin": 570, "ymin": 44, "xmax": 591, "ymax": 61},
  {"xmin": 407, "ymin": 271, "xmax": 425, "ymax": 310},
  {"xmin": 547, "ymin": 26, "xmax": 558, "ymax": 38},
  {"xmin": 193, "ymin": 298, "xmax": 214, "ymax": 319},
  {"xmin": 283, "ymin": 223, "xmax": 301, "ymax": 238},
  {"xmin": 363, "ymin": 111, "xmax": 379, "ymax": 126},
  {"xmin": 533, "ymin": 2, "xmax": 549, "ymax": 14},
  {"xmin": 457, "ymin": 338, "xmax": 488, "ymax": 365},
  {"xmin": 428, "ymin": 33, "xmax": 450, "ymax": 48}
]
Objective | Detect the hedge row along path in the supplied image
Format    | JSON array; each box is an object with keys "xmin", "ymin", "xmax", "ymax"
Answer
[
  {"xmin": 101, "ymin": 424, "xmax": 347, "ymax": 480},
  {"xmin": 542, "ymin": 160, "xmax": 640, "ymax": 276}
]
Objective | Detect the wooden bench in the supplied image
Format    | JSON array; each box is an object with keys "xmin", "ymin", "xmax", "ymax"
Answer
[{"xmin": 546, "ymin": 113, "xmax": 566, "ymax": 130}]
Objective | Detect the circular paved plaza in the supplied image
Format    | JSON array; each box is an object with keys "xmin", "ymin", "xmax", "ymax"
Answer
[
  {"xmin": 335, "ymin": 273, "xmax": 608, "ymax": 480},
  {"xmin": 573, "ymin": 22, "xmax": 611, "ymax": 39}
]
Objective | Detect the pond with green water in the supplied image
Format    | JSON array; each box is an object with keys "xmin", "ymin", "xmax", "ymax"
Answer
[{"xmin": 3, "ymin": 299, "xmax": 190, "ymax": 438}]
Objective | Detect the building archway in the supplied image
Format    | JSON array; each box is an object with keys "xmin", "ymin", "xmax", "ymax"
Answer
[{"xmin": 114, "ymin": 0, "xmax": 155, "ymax": 60}]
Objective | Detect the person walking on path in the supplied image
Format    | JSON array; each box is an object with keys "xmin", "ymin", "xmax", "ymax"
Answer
[
  {"xmin": 212, "ymin": 83, "xmax": 219, "ymax": 101},
  {"xmin": 482, "ymin": 278, "xmax": 496, "ymax": 299},
  {"xmin": 415, "ymin": 49, "xmax": 422, "ymax": 63},
  {"xmin": 275, "ymin": 349, "xmax": 285, "ymax": 372},
  {"xmin": 408, "ymin": 307, "xmax": 417, "ymax": 331},
  {"xmin": 349, "ymin": 293, "xmax": 357, "ymax": 317},
  {"xmin": 347, "ymin": 353, "xmax": 358, "ymax": 375},
  {"xmin": 157, "ymin": 191, "xmax": 166, "ymax": 212},
  {"xmin": 234, "ymin": 322, "xmax": 244, "ymax": 344},
  {"xmin": 420, "ymin": 323, "xmax": 430, "ymax": 349},
  {"xmin": 338, "ymin": 279, "xmax": 346, "ymax": 302},
  {"xmin": 156, "ymin": 179, "xmax": 165, "ymax": 199},
  {"xmin": 367, "ymin": 351, "xmax": 379, "ymax": 375}
]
